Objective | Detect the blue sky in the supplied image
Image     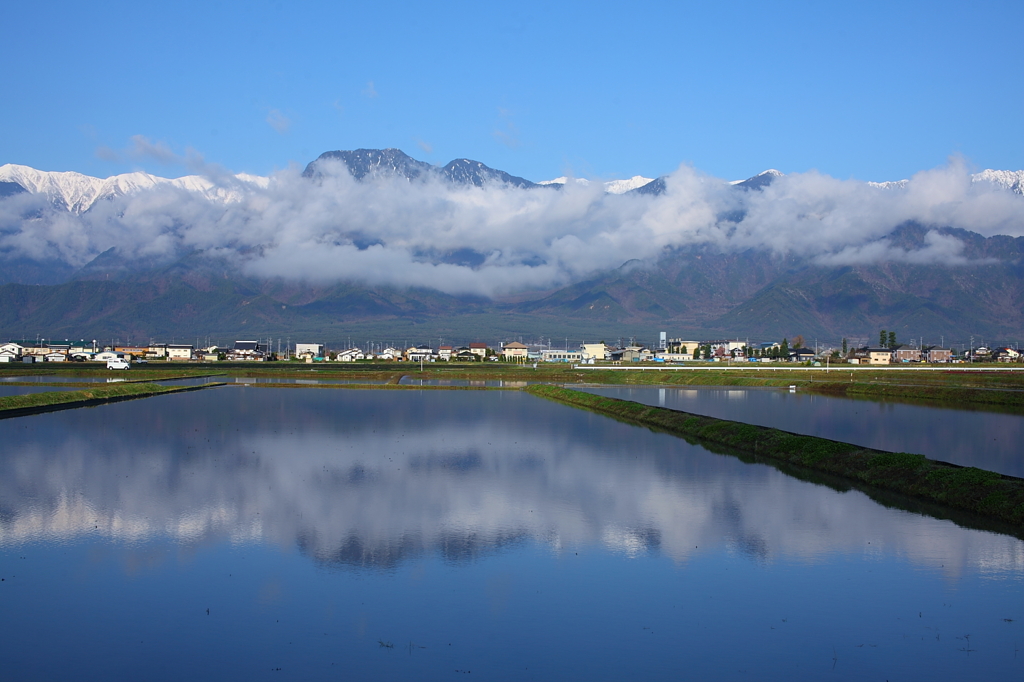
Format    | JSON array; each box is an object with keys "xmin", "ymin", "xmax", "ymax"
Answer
[{"xmin": 2, "ymin": 1, "xmax": 1021, "ymax": 183}]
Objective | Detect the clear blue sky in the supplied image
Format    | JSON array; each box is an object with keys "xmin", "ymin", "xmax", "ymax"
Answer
[{"xmin": 2, "ymin": 1, "xmax": 1021, "ymax": 183}]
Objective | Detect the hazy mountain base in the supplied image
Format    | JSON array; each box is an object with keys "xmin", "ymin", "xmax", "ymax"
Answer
[{"xmin": 3, "ymin": 223, "xmax": 1024, "ymax": 345}]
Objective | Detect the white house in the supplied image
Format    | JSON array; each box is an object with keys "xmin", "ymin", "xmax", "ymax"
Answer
[
  {"xmin": 580, "ymin": 343, "xmax": 608, "ymax": 361},
  {"xmin": 0, "ymin": 343, "xmax": 24, "ymax": 357},
  {"xmin": 335, "ymin": 348, "xmax": 365, "ymax": 362},
  {"xmin": 165, "ymin": 344, "xmax": 194, "ymax": 360},
  {"xmin": 229, "ymin": 341, "xmax": 264, "ymax": 361},
  {"xmin": 295, "ymin": 343, "xmax": 325, "ymax": 359},
  {"xmin": 406, "ymin": 346, "xmax": 434, "ymax": 362},
  {"xmin": 542, "ymin": 349, "xmax": 583, "ymax": 363},
  {"xmin": 375, "ymin": 347, "xmax": 401, "ymax": 361},
  {"xmin": 502, "ymin": 342, "xmax": 529, "ymax": 361}
]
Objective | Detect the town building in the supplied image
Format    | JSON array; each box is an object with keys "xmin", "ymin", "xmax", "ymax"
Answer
[
  {"xmin": 335, "ymin": 348, "xmax": 365, "ymax": 362},
  {"xmin": 228, "ymin": 341, "xmax": 264, "ymax": 361},
  {"xmin": 893, "ymin": 345, "xmax": 921, "ymax": 363},
  {"xmin": 541, "ymin": 349, "xmax": 583, "ymax": 363},
  {"xmin": 580, "ymin": 343, "xmax": 609, "ymax": 361},
  {"xmin": 165, "ymin": 344, "xmax": 194, "ymax": 360},
  {"xmin": 295, "ymin": 343, "xmax": 324, "ymax": 359},
  {"xmin": 867, "ymin": 348, "xmax": 892, "ymax": 365},
  {"xmin": 501, "ymin": 342, "xmax": 529, "ymax": 361},
  {"xmin": 406, "ymin": 346, "xmax": 434, "ymax": 362}
]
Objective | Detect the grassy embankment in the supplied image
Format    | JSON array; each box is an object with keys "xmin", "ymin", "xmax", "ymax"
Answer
[
  {"xmin": 229, "ymin": 381, "xmax": 511, "ymax": 391},
  {"xmin": 7, "ymin": 362, "xmax": 1024, "ymax": 410},
  {"xmin": 572, "ymin": 367, "xmax": 1024, "ymax": 411},
  {"xmin": 0, "ymin": 382, "xmax": 225, "ymax": 419},
  {"xmin": 526, "ymin": 384, "xmax": 1024, "ymax": 529}
]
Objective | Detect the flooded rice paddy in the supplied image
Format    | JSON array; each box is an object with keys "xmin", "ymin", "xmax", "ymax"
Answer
[
  {"xmin": 0, "ymin": 386, "xmax": 1021, "ymax": 680},
  {"xmin": 583, "ymin": 385, "xmax": 1024, "ymax": 477}
]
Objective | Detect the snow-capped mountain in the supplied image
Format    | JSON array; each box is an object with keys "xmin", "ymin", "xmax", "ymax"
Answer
[
  {"xmin": 303, "ymin": 148, "xmax": 538, "ymax": 188},
  {"xmin": 972, "ymin": 169, "xmax": 1024, "ymax": 195},
  {"xmin": 867, "ymin": 179, "xmax": 909, "ymax": 190},
  {"xmin": 537, "ymin": 175, "xmax": 655, "ymax": 194},
  {"xmin": 440, "ymin": 158, "xmax": 536, "ymax": 189},
  {"xmin": 0, "ymin": 164, "xmax": 268, "ymax": 214},
  {"xmin": 3, "ymin": 151, "xmax": 1022, "ymax": 218},
  {"xmin": 729, "ymin": 169, "xmax": 785, "ymax": 191}
]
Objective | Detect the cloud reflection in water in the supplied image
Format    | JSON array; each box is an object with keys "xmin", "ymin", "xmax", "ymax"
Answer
[{"xmin": 0, "ymin": 387, "xmax": 1020, "ymax": 579}]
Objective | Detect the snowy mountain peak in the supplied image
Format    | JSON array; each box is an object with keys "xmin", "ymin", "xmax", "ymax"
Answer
[
  {"xmin": 537, "ymin": 176, "xmax": 654, "ymax": 194},
  {"xmin": 0, "ymin": 164, "xmax": 268, "ymax": 213},
  {"xmin": 604, "ymin": 176, "xmax": 655, "ymax": 194},
  {"xmin": 868, "ymin": 179, "xmax": 909, "ymax": 190},
  {"xmin": 866, "ymin": 170, "xmax": 1023, "ymax": 194},
  {"xmin": 729, "ymin": 169, "xmax": 784, "ymax": 185},
  {"xmin": 973, "ymin": 169, "xmax": 1024, "ymax": 194}
]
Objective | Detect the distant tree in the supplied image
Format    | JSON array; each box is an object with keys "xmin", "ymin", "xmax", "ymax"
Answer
[
  {"xmin": 680, "ymin": 346, "xmax": 688, "ymax": 356},
  {"xmin": 888, "ymin": 331, "xmax": 897, "ymax": 349},
  {"xmin": 792, "ymin": 335, "xmax": 804, "ymax": 349},
  {"xmin": 831, "ymin": 350, "xmax": 840, "ymax": 359},
  {"xmin": 780, "ymin": 338, "xmax": 790, "ymax": 359},
  {"xmin": 880, "ymin": 330, "xmax": 887, "ymax": 348},
  {"xmin": 842, "ymin": 338, "xmax": 848, "ymax": 355}
]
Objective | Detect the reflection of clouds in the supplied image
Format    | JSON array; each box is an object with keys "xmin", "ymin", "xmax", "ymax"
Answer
[{"xmin": 0, "ymin": 389, "xmax": 1021, "ymax": 578}]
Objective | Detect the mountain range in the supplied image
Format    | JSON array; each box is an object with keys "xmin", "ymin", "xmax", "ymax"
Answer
[{"xmin": 1, "ymin": 150, "xmax": 1023, "ymax": 346}]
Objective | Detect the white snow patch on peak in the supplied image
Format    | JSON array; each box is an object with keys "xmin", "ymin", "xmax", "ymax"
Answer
[
  {"xmin": 728, "ymin": 169, "xmax": 785, "ymax": 185},
  {"xmin": 865, "ymin": 170, "xmax": 1023, "ymax": 194},
  {"xmin": 868, "ymin": 179, "xmax": 909, "ymax": 190},
  {"xmin": 603, "ymin": 176, "xmax": 654, "ymax": 194},
  {"xmin": 0, "ymin": 164, "xmax": 270, "ymax": 213},
  {"xmin": 537, "ymin": 176, "xmax": 653, "ymax": 193},
  {"xmin": 972, "ymin": 169, "xmax": 1024, "ymax": 194}
]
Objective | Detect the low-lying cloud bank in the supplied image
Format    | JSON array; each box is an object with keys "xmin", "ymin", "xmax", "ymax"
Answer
[{"xmin": 1, "ymin": 158, "xmax": 1022, "ymax": 296}]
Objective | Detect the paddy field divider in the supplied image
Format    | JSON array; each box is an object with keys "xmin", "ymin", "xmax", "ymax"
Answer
[{"xmin": 526, "ymin": 384, "xmax": 1024, "ymax": 529}]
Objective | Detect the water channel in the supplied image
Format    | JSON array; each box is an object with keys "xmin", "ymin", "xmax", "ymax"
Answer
[
  {"xmin": 0, "ymin": 386, "xmax": 1021, "ymax": 680},
  {"xmin": 582, "ymin": 385, "xmax": 1024, "ymax": 477}
]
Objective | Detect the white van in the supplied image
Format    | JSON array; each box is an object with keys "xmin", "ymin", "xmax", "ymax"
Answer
[{"xmin": 106, "ymin": 358, "xmax": 131, "ymax": 370}]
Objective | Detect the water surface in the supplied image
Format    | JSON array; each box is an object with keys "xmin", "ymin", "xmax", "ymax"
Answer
[
  {"xmin": 0, "ymin": 387, "xmax": 1020, "ymax": 681},
  {"xmin": 583, "ymin": 385, "xmax": 1024, "ymax": 477}
]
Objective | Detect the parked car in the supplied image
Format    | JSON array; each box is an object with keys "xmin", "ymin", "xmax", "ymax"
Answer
[{"xmin": 106, "ymin": 359, "xmax": 131, "ymax": 370}]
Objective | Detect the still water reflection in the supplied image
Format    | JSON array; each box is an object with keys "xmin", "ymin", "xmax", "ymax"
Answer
[
  {"xmin": 584, "ymin": 385, "xmax": 1024, "ymax": 477},
  {"xmin": 0, "ymin": 387, "xmax": 1021, "ymax": 681}
]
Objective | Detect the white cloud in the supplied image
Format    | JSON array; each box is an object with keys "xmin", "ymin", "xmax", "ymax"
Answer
[
  {"xmin": 265, "ymin": 109, "xmax": 291, "ymax": 134},
  {"xmin": 1, "ymin": 157, "xmax": 1022, "ymax": 295}
]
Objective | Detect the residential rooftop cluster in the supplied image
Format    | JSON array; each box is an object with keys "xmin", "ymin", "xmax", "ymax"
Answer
[{"xmin": 1, "ymin": 331, "xmax": 1016, "ymax": 365}]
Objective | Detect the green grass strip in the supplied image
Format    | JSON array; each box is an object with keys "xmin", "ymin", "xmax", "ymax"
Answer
[
  {"xmin": 227, "ymin": 382, "xmax": 513, "ymax": 391},
  {"xmin": 808, "ymin": 381, "xmax": 1024, "ymax": 410},
  {"xmin": 526, "ymin": 384, "xmax": 1024, "ymax": 529},
  {"xmin": 0, "ymin": 382, "xmax": 225, "ymax": 419}
]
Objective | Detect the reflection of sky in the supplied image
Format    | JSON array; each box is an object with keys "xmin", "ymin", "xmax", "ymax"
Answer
[
  {"xmin": 585, "ymin": 386, "xmax": 1024, "ymax": 477},
  {"xmin": 0, "ymin": 387, "xmax": 1021, "ymax": 580}
]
